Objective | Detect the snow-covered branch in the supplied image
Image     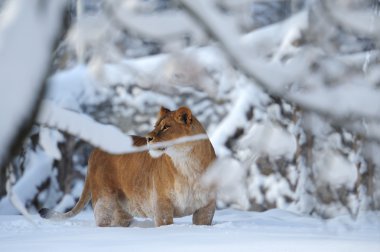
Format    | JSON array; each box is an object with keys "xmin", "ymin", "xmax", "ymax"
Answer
[
  {"xmin": 0, "ymin": 149, "xmax": 53, "ymax": 214},
  {"xmin": 104, "ymin": 1, "xmax": 205, "ymax": 44},
  {"xmin": 4, "ymin": 165, "xmax": 36, "ymax": 224},
  {"xmin": 241, "ymin": 11, "xmax": 307, "ymax": 59},
  {"xmin": 319, "ymin": 1, "xmax": 380, "ymax": 41},
  {"xmin": 211, "ymin": 85, "xmax": 268, "ymax": 157},
  {"xmin": 37, "ymin": 100, "xmax": 134, "ymax": 154},
  {"xmin": 0, "ymin": 0, "xmax": 66, "ymax": 168},
  {"xmin": 37, "ymin": 100, "xmax": 208, "ymax": 154},
  {"xmin": 180, "ymin": 0, "xmax": 380, "ymax": 127}
]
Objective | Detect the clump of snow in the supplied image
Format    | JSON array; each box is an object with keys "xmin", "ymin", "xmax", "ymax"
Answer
[
  {"xmin": 302, "ymin": 113, "xmax": 332, "ymax": 138},
  {"xmin": 315, "ymin": 151, "xmax": 358, "ymax": 190},
  {"xmin": 210, "ymin": 84, "xmax": 269, "ymax": 157},
  {"xmin": 264, "ymin": 175, "xmax": 295, "ymax": 208},
  {"xmin": 54, "ymin": 194, "xmax": 76, "ymax": 213},
  {"xmin": 240, "ymin": 121, "xmax": 297, "ymax": 160},
  {"xmin": 39, "ymin": 127, "xmax": 64, "ymax": 160},
  {"xmin": 202, "ymin": 158, "xmax": 249, "ymax": 210},
  {"xmin": 46, "ymin": 64, "xmax": 100, "ymax": 111}
]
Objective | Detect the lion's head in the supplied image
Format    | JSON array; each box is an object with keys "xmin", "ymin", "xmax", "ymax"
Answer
[{"xmin": 145, "ymin": 106, "xmax": 206, "ymax": 158}]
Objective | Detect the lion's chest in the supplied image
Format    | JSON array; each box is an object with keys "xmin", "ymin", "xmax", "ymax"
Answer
[
  {"xmin": 168, "ymin": 152, "xmax": 210, "ymax": 217},
  {"xmin": 171, "ymin": 178, "xmax": 209, "ymax": 217}
]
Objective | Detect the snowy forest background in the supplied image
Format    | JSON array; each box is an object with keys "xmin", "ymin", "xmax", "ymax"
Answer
[{"xmin": 0, "ymin": 0, "xmax": 380, "ymax": 220}]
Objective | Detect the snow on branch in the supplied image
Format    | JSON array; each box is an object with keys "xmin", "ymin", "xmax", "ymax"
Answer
[
  {"xmin": 180, "ymin": 0, "xmax": 380, "ymax": 126},
  {"xmin": 319, "ymin": 1, "xmax": 380, "ymax": 41},
  {"xmin": 338, "ymin": 50, "xmax": 380, "ymax": 68},
  {"xmin": 0, "ymin": 0, "xmax": 66, "ymax": 167},
  {"xmin": 37, "ymin": 100, "xmax": 208, "ymax": 154},
  {"xmin": 241, "ymin": 11, "xmax": 307, "ymax": 59},
  {"xmin": 216, "ymin": 0, "xmax": 258, "ymax": 10},
  {"xmin": 0, "ymin": 149, "xmax": 53, "ymax": 214},
  {"xmin": 211, "ymin": 85, "xmax": 268, "ymax": 157},
  {"xmin": 4, "ymin": 165, "xmax": 39, "ymax": 225},
  {"xmin": 37, "ymin": 100, "xmax": 134, "ymax": 153},
  {"xmin": 104, "ymin": 0, "xmax": 205, "ymax": 43}
]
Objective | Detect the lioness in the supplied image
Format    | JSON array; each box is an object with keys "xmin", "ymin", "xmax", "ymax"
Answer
[{"xmin": 39, "ymin": 106, "xmax": 216, "ymax": 227}]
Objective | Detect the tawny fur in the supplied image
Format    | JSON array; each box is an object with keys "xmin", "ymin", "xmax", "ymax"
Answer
[{"xmin": 39, "ymin": 107, "xmax": 216, "ymax": 227}]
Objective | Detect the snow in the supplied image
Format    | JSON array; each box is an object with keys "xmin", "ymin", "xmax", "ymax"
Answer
[
  {"xmin": 211, "ymin": 84, "xmax": 268, "ymax": 157},
  {"xmin": 1, "ymin": 0, "xmax": 379, "ymax": 238},
  {"xmin": 39, "ymin": 127, "xmax": 64, "ymax": 160},
  {"xmin": 37, "ymin": 100, "xmax": 135, "ymax": 154},
  {"xmin": 182, "ymin": 0, "xmax": 380, "ymax": 132},
  {"xmin": 289, "ymin": 83, "xmax": 380, "ymax": 121},
  {"xmin": 315, "ymin": 151, "xmax": 358, "ymax": 189},
  {"xmin": 37, "ymin": 100, "xmax": 208, "ymax": 154},
  {"xmin": 242, "ymin": 11, "xmax": 307, "ymax": 59},
  {"xmin": 104, "ymin": 46, "xmax": 231, "ymax": 95},
  {"xmin": 0, "ymin": 148, "xmax": 53, "ymax": 214},
  {"xmin": 110, "ymin": 5, "xmax": 205, "ymax": 43},
  {"xmin": 302, "ymin": 113, "xmax": 332, "ymax": 138},
  {"xmin": 330, "ymin": 7, "xmax": 380, "ymax": 37},
  {"xmin": 203, "ymin": 158, "xmax": 250, "ymax": 210},
  {"xmin": 0, "ymin": 0, "xmax": 65, "ymax": 164},
  {"xmin": 54, "ymin": 194, "xmax": 76, "ymax": 213},
  {"xmin": 0, "ymin": 209, "xmax": 379, "ymax": 252},
  {"xmin": 46, "ymin": 64, "xmax": 98, "ymax": 111},
  {"xmin": 240, "ymin": 121, "xmax": 297, "ymax": 160},
  {"xmin": 68, "ymin": 13, "xmax": 122, "ymax": 65}
]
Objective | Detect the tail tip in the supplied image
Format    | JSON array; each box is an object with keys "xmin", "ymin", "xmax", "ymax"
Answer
[{"xmin": 39, "ymin": 208, "xmax": 52, "ymax": 219}]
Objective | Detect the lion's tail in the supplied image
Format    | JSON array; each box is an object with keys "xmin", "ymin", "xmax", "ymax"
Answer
[{"xmin": 39, "ymin": 175, "xmax": 91, "ymax": 221}]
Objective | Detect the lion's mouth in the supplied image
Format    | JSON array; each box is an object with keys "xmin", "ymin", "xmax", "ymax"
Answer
[
  {"xmin": 147, "ymin": 143, "xmax": 166, "ymax": 152},
  {"xmin": 148, "ymin": 145, "xmax": 166, "ymax": 158}
]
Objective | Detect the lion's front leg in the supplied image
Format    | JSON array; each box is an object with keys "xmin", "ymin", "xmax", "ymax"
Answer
[
  {"xmin": 154, "ymin": 197, "xmax": 174, "ymax": 227},
  {"xmin": 192, "ymin": 200, "xmax": 216, "ymax": 225}
]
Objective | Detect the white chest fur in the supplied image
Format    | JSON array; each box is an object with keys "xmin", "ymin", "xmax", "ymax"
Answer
[
  {"xmin": 166, "ymin": 145, "xmax": 200, "ymax": 179},
  {"xmin": 166, "ymin": 146, "xmax": 211, "ymax": 216}
]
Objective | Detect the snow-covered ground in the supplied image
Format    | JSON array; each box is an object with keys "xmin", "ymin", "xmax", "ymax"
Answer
[{"xmin": 0, "ymin": 209, "xmax": 379, "ymax": 252}]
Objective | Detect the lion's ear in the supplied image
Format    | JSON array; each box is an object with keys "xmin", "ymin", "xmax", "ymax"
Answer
[
  {"xmin": 158, "ymin": 106, "xmax": 170, "ymax": 118},
  {"xmin": 175, "ymin": 106, "xmax": 192, "ymax": 125}
]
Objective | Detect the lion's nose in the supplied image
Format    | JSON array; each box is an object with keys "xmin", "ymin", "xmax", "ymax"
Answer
[{"xmin": 146, "ymin": 136, "xmax": 154, "ymax": 143}]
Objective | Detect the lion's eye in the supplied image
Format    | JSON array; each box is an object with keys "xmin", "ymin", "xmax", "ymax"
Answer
[{"xmin": 162, "ymin": 125, "xmax": 170, "ymax": 131}]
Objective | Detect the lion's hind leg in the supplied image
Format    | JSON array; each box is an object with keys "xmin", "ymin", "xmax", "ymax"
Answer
[
  {"xmin": 112, "ymin": 203, "xmax": 133, "ymax": 227},
  {"xmin": 94, "ymin": 197, "xmax": 114, "ymax": 227},
  {"xmin": 94, "ymin": 196, "xmax": 133, "ymax": 227}
]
